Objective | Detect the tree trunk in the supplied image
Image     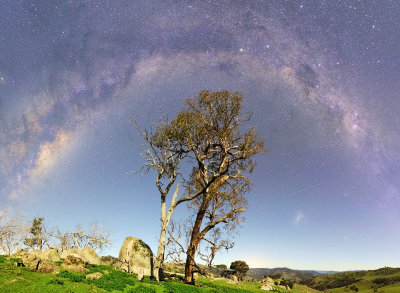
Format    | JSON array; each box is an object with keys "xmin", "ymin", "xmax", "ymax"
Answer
[
  {"xmin": 153, "ymin": 220, "xmax": 168, "ymax": 281},
  {"xmin": 154, "ymin": 184, "xmax": 179, "ymax": 281},
  {"xmin": 184, "ymin": 194, "xmax": 212, "ymax": 284}
]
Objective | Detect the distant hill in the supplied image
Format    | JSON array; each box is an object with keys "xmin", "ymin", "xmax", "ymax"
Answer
[
  {"xmin": 301, "ymin": 267, "xmax": 400, "ymax": 292},
  {"xmin": 248, "ymin": 267, "xmax": 324, "ymax": 281}
]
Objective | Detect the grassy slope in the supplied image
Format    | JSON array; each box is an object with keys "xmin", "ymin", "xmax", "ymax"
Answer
[
  {"xmin": 310, "ymin": 268, "xmax": 400, "ymax": 292},
  {"xmin": 0, "ymin": 255, "xmax": 320, "ymax": 293}
]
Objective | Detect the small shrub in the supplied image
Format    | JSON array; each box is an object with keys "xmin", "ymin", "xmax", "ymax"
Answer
[
  {"xmin": 0, "ymin": 255, "xmax": 7, "ymax": 263},
  {"xmin": 88, "ymin": 270, "xmax": 136, "ymax": 291},
  {"xmin": 59, "ymin": 270, "xmax": 85, "ymax": 282},
  {"xmin": 55, "ymin": 260, "xmax": 64, "ymax": 266},
  {"xmin": 48, "ymin": 278, "xmax": 64, "ymax": 285},
  {"xmin": 9, "ymin": 257, "xmax": 22, "ymax": 263}
]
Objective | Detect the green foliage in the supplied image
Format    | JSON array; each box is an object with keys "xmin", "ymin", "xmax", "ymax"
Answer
[
  {"xmin": 215, "ymin": 264, "xmax": 227, "ymax": 271},
  {"xmin": 372, "ymin": 276, "xmax": 400, "ymax": 286},
  {"xmin": 54, "ymin": 259, "xmax": 64, "ymax": 266},
  {"xmin": 24, "ymin": 217, "xmax": 45, "ymax": 250},
  {"xmin": 85, "ymin": 264, "xmax": 113, "ymax": 274},
  {"xmin": 349, "ymin": 284, "xmax": 359, "ymax": 292},
  {"xmin": 374, "ymin": 267, "xmax": 400, "ymax": 276},
  {"xmin": 58, "ymin": 270, "xmax": 85, "ymax": 282},
  {"xmin": 9, "ymin": 257, "xmax": 22, "ymax": 262},
  {"xmin": 47, "ymin": 278, "xmax": 64, "ymax": 285},
  {"xmin": 0, "ymin": 255, "xmax": 6, "ymax": 263},
  {"xmin": 87, "ymin": 269, "xmax": 136, "ymax": 291},
  {"xmin": 163, "ymin": 282, "xmax": 207, "ymax": 293},
  {"xmin": 230, "ymin": 260, "xmax": 250, "ymax": 280}
]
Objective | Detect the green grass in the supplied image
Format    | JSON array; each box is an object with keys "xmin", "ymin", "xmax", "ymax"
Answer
[
  {"xmin": 303, "ymin": 268, "xmax": 400, "ymax": 293},
  {"xmin": 0, "ymin": 255, "xmax": 338, "ymax": 292}
]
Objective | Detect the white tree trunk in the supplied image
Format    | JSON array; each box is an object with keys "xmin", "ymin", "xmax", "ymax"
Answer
[{"xmin": 153, "ymin": 184, "xmax": 179, "ymax": 280}]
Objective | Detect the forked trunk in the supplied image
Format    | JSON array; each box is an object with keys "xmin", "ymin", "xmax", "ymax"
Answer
[
  {"xmin": 153, "ymin": 184, "xmax": 179, "ymax": 281},
  {"xmin": 184, "ymin": 195, "xmax": 212, "ymax": 284}
]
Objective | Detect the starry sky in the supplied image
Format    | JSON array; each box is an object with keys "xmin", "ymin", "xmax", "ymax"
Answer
[{"xmin": 1, "ymin": 1, "xmax": 399, "ymax": 271}]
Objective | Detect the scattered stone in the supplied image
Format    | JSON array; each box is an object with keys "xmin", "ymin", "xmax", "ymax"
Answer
[
  {"xmin": 137, "ymin": 269, "xmax": 144, "ymax": 282},
  {"xmin": 260, "ymin": 284, "xmax": 274, "ymax": 291},
  {"xmin": 85, "ymin": 272, "xmax": 103, "ymax": 280},
  {"xmin": 118, "ymin": 236, "xmax": 154, "ymax": 277},
  {"xmin": 61, "ymin": 255, "xmax": 88, "ymax": 273},
  {"xmin": 13, "ymin": 262, "xmax": 25, "ymax": 267},
  {"xmin": 30, "ymin": 259, "xmax": 60, "ymax": 274}
]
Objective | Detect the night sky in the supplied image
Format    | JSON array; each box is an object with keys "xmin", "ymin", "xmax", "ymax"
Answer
[{"xmin": 1, "ymin": 1, "xmax": 399, "ymax": 271}]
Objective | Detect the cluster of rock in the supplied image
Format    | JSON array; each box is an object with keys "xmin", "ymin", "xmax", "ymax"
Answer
[
  {"xmin": 260, "ymin": 277, "xmax": 275, "ymax": 291},
  {"xmin": 8, "ymin": 236, "xmax": 155, "ymax": 282},
  {"xmin": 258, "ymin": 276, "xmax": 292, "ymax": 291}
]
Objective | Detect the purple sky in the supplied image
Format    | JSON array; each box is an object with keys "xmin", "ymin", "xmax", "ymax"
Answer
[{"xmin": 1, "ymin": 1, "xmax": 399, "ymax": 271}]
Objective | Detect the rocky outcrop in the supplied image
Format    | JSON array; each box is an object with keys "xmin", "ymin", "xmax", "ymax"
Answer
[
  {"xmin": 61, "ymin": 255, "xmax": 88, "ymax": 273},
  {"xmin": 260, "ymin": 284, "xmax": 274, "ymax": 291},
  {"xmin": 60, "ymin": 248, "xmax": 100, "ymax": 265},
  {"xmin": 29, "ymin": 259, "xmax": 60, "ymax": 274},
  {"xmin": 100, "ymin": 255, "xmax": 119, "ymax": 266},
  {"xmin": 10, "ymin": 248, "xmax": 60, "ymax": 265},
  {"xmin": 29, "ymin": 249, "xmax": 61, "ymax": 262},
  {"xmin": 41, "ymin": 249, "xmax": 61, "ymax": 262},
  {"xmin": 86, "ymin": 272, "xmax": 103, "ymax": 280},
  {"xmin": 260, "ymin": 277, "xmax": 275, "ymax": 291},
  {"xmin": 118, "ymin": 236, "xmax": 153, "ymax": 277}
]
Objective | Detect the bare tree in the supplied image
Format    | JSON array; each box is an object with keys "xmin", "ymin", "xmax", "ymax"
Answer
[
  {"xmin": 165, "ymin": 219, "xmax": 191, "ymax": 265},
  {"xmin": 69, "ymin": 221, "xmax": 111, "ymax": 252},
  {"xmin": 0, "ymin": 214, "xmax": 26, "ymax": 255},
  {"xmin": 54, "ymin": 228, "xmax": 74, "ymax": 252},
  {"xmin": 198, "ymin": 228, "xmax": 234, "ymax": 268}
]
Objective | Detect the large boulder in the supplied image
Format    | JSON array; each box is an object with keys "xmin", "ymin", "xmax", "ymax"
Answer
[
  {"xmin": 28, "ymin": 249, "xmax": 61, "ymax": 262},
  {"xmin": 100, "ymin": 255, "xmax": 119, "ymax": 266},
  {"xmin": 61, "ymin": 255, "xmax": 88, "ymax": 273},
  {"xmin": 30, "ymin": 259, "xmax": 60, "ymax": 274},
  {"xmin": 118, "ymin": 236, "xmax": 154, "ymax": 277},
  {"xmin": 60, "ymin": 248, "xmax": 100, "ymax": 265},
  {"xmin": 41, "ymin": 248, "xmax": 61, "ymax": 262}
]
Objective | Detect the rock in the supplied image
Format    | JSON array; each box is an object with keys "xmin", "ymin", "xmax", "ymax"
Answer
[
  {"xmin": 193, "ymin": 272, "xmax": 199, "ymax": 280},
  {"xmin": 118, "ymin": 236, "xmax": 154, "ymax": 277},
  {"xmin": 137, "ymin": 269, "xmax": 144, "ymax": 282},
  {"xmin": 260, "ymin": 284, "xmax": 274, "ymax": 291},
  {"xmin": 100, "ymin": 255, "xmax": 119, "ymax": 266},
  {"xmin": 30, "ymin": 259, "xmax": 60, "ymax": 274},
  {"xmin": 60, "ymin": 248, "xmax": 100, "ymax": 265},
  {"xmin": 61, "ymin": 255, "xmax": 88, "ymax": 273},
  {"xmin": 41, "ymin": 249, "xmax": 61, "ymax": 262},
  {"xmin": 86, "ymin": 272, "xmax": 103, "ymax": 280},
  {"xmin": 22, "ymin": 253, "xmax": 38, "ymax": 264}
]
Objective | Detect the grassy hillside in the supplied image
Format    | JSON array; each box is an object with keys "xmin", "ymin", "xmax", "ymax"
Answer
[
  {"xmin": 248, "ymin": 267, "xmax": 321, "ymax": 281},
  {"xmin": 301, "ymin": 267, "xmax": 400, "ymax": 292},
  {"xmin": 0, "ymin": 255, "xmax": 319, "ymax": 293}
]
